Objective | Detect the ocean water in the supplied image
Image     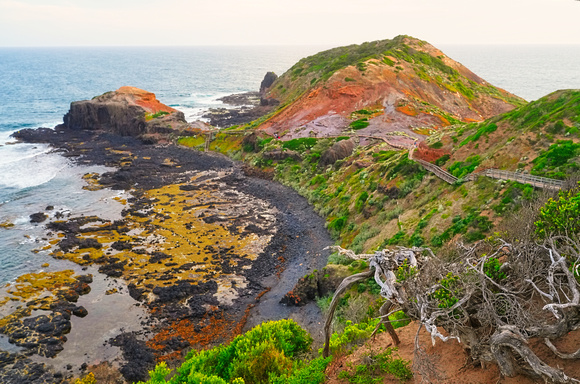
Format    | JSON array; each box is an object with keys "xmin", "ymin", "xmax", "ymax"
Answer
[{"xmin": 0, "ymin": 44, "xmax": 580, "ymax": 285}]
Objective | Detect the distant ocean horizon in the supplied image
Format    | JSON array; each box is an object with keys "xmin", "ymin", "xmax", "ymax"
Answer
[{"xmin": 0, "ymin": 44, "xmax": 579, "ymax": 285}]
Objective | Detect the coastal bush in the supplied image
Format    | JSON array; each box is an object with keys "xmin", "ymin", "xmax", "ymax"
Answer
[
  {"xmin": 350, "ymin": 223, "xmax": 380, "ymax": 253},
  {"xmin": 282, "ymin": 138, "xmax": 318, "ymax": 151},
  {"xmin": 141, "ymin": 320, "xmax": 313, "ymax": 384},
  {"xmin": 325, "ymin": 319, "xmax": 383, "ymax": 355},
  {"xmin": 337, "ymin": 348, "xmax": 412, "ymax": 383},
  {"xmin": 355, "ymin": 191, "xmax": 369, "ymax": 212},
  {"xmin": 382, "ymin": 56, "xmax": 395, "ymax": 66},
  {"xmin": 328, "ymin": 215, "xmax": 348, "ymax": 236},
  {"xmin": 459, "ymin": 122, "xmax": 498, "ymax": 146},
  {"xmin": 145, "ymin": 111, "xmax": 170, "ymax": 120},
  {"xmin": 349, "ymin": 118, "xmax": 370, "ymax": 130},
  {"xmin": 447, "ymin": 155, "xmax": 481, "ymax": 179},
  {"xmin": 430, "ymin": 210, "xmax": 492, "ymax": 247},
  {"xmin": 433, "ymin": 154, "xmax": 450, "ymax": 166},
  {"xmin": 535, "ymin": 185, "xmax": 580, "ymax": 239},
  {"xmin": 429, "ymin": 141, "xmax": 443, "ymax": 149},
  {"xmin": 491, "ymin": 181, "xmax": 534, "ymax": 215},
  {"xmin": 531, "ymin": 140, "xmax": 580, "ymax": 179}
]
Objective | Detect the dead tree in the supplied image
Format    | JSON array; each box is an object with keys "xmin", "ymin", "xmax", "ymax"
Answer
[{"xmin": 322, "ymin": 238, "xmax": 580, "ymax": 383}]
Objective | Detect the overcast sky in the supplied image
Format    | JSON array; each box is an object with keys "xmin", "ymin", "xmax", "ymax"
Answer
[{"xmin": 1, "ymin": 0, "xmax": 579, "ymax": 47}]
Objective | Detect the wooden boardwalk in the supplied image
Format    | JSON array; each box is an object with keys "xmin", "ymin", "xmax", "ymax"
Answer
[
  {"xmin": 409, "ymin": 148, "xmax": 564, "ymax": 190},
  {"xmin": 202, "ymin": 129, "xmax": 564, "ymax": 191},
  {"xmin": 469, "ymin": 169, "xmax": 564, "ymax": 191}
]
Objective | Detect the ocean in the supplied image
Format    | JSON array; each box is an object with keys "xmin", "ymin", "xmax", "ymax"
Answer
[{"xmin": 1, "ymin": 44, "xmax": 580, "ymax": 286}]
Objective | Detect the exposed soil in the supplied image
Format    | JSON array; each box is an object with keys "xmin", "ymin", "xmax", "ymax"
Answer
[{"xmin": 326, "ymin": 321, "xmax": 580, "ymax": 384}]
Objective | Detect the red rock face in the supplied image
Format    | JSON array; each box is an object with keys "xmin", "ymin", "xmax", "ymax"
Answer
[
  {"xmin": 116, "ymin": 86, "xmax": 177, "ymax": 114},
  {"xmin": 259, "ymin": 37, "xmax": 524, "ymax": 144},
  {"xmin": 63, "ymin": 87, "xmax": 189, "ymax": 138}
]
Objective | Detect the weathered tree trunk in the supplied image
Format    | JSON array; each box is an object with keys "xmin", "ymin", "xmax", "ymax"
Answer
[{"xmin": 321, "ymin": 240, "xmax": 580, "ymax": 383}]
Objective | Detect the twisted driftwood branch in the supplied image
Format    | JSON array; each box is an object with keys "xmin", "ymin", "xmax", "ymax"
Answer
[{"xmin": 322, "ymin": 237, "xmax": 580, "ymax": 383}]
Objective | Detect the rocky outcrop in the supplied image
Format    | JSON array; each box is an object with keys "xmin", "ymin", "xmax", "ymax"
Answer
[
  {"xmin": 260, "ymin": 72, "xmax": 280, "ymax": 106},
  {"xmin": 280, "ymin": 264, "xmax": 351, "ymax": 306},
  {"xmin": 319, "ymin": 139, "xmax": 355, "ymax": 167},
  {"xmin": 62, "ymin": 86, "xmax": 190, "ymax": 139},
  {"xmin": 260, "ymin": 72, "xmax": 278, "ymax": 95},
  {"xmin": 203, "ymin": 72, "xmax": 280, "ymax": 127}
]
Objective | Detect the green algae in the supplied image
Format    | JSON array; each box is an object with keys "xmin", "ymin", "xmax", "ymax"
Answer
[{"xmin": 44, "ymin": 173, "xmax": 276, "ymax": 301}]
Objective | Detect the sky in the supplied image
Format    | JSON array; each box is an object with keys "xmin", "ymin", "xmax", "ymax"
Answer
[{"xmin": 0, "ymin": 0, "xmax": 579, "ymax": 47}]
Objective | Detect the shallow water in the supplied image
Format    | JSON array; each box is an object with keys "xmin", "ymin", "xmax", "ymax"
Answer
[{"xmin": 30, "ymin": 265, "xmax": 151, "ymax": 375}]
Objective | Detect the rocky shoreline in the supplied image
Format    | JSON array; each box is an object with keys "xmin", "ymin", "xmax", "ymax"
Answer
[{"xmin": 0, "ymin": 88, "xmax": 333, "ymax": 383}]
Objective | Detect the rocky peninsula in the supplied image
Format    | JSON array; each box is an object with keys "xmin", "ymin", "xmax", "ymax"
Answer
[{"xmin": 2, "ymin": 86, "xmax": 334, "ymax": 383}]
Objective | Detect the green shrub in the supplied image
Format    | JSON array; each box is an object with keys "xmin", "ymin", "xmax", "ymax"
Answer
[
  {"xmin": 531, "ymin": 140, "xmax": 580, "ymax": 179},
  {"xmin": 328, "ymin": 215, "xmax": 348, "ymax": 235},
  {"xmin": 355, "ymin": 191, "xmax": 369, "ymax": 212},
  {"xmin": 282, "ymin": 138, "xmax": 318, "ymax": 151},
  {"xmin": 271, "ymin": 356, "xmax": 331, "ymax": 384},
  {"xmin": 145, "ymin": 320, "xmax": 313, "ymax": 384},
  {"xmin": 350, "ymin": 118, "xmax": 370, "ymax": 130},
  {"xmin": 535, "ymin": 185, "xmax": 580, "ymax": 238},
  {"xmin": 483, "ymin": 258, "xmax": 507, "ymax": 281},
  {"xmin": 337, "ymin": 348, "xmax": 412, "ymax": 383},
  {"xmin": 325, "ymin": 319, "xmax": 382, "ymax": 355},
  {"xmin": 429, "ymin": 141, "xmax": 443, "ymax": 149},
  {"xmin": 447, "ymin": 155, "xmax": 481, "ymax": 179},
  {"xmin": 459, "ymin": 122, "xmax": 497, "ymax": 146}
]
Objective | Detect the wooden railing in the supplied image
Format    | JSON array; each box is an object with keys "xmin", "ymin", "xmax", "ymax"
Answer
[
  {"xmin": 472, "ymin": 169, "xmax": 564, "ymax": 191},
  {"xmin": 410, "ymin": 148, "xmax": 564, "ymax": 190}
]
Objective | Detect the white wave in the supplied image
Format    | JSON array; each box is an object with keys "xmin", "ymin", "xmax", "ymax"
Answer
[
  {"xmin": 185, "ymin": 92, "xmax": 233, "ymax": 107},
  {"xmin": 175, "ymin": 105, "xmax": 211, "ymax": 123},
  {"xmin": 0, "ymin": 146, "xmax": 68, "ymax": 189}
]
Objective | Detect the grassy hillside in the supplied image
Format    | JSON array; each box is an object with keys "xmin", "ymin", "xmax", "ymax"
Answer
[
  {"xmin": 170, "ymin": 38, "xmax": 580, "ymax": 384},
  {"xmin": 438, "ymin": 89, "xmax": 580, "ymax": 179},
  {"xmin": 265, "ymin": 34, "xmax": 524, "ymax": 112}
]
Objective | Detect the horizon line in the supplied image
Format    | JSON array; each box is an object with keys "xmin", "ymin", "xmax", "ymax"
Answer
[{"xmin": 2, "ymin": 42, "xmax": 580, "ymax": 49}]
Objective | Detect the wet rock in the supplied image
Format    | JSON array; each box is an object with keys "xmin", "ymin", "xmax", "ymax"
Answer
[
  {"xmin": 78, "ymin": 238, "xmax": 102, "ymax": 249},
  {"xmin": 72, "ymin": 306, "xmax": 88, "ymax": 317},
  {"xmin": 29, "ymin": 212, "xmax": 48, "ymax": 223},
  {"xmin": 149, "ymin": 251, "xmax": 171, "ymax": 263},
  {"xmin": 110, "ymin": 333, "xmax": 156, "ymax": 383},
  {"xmin": 63, "ymin": 86, "xmax": 189, "ymax": 137},
  {"xmin": 2, "ymin": 311, "xmax": 71, "ymax": 358},
  {"xmin": 98, "ymin": 260, "xmax": 126, "ymax": 277},
  {"xmin": 127, "ymin": 283, "xmax": 146, "ymax": 301},
  {"xmin": 111, "ymin": 241, "xmax": 133, "ymax": 251},
  {"xmin": 0, "ymin": 353, "xmax": 67, "ymax": 384},
  {"xmin": 259, "ymin": 72, "xmax": 278, "ymax": 95}
]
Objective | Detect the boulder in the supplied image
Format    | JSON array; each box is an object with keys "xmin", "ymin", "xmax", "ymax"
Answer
[
  {"xmin": 29, "ymin": 212, "xmax": 48, "ymax": 223},
  {"xmin": 319, "ymin": 139, "xmax": 355, "ymax": 167}
]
